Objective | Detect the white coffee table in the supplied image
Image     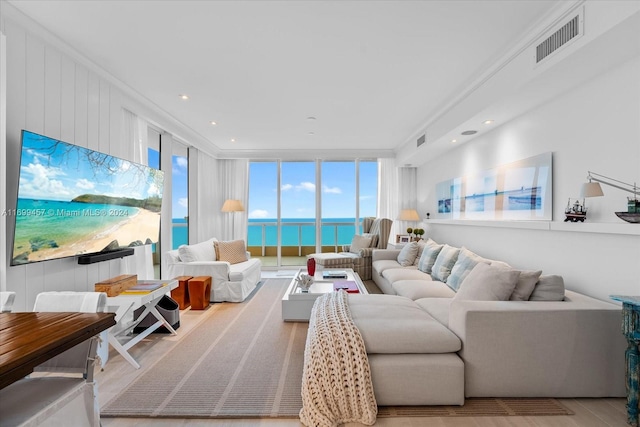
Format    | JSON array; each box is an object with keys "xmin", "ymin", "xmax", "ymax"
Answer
[{"xmin": 281, "ymin": 268, "xmax": 367, "ymax": 321}]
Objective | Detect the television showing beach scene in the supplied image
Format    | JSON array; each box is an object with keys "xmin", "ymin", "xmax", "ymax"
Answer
[{"xmin": 10, "ymin": 130, "xmax": 164, "ymax": 265}]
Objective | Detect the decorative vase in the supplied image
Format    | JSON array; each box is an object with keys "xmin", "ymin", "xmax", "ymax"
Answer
[{"xmin": 307, "ymin": 257, "xmax": 316, "ymax": 276}]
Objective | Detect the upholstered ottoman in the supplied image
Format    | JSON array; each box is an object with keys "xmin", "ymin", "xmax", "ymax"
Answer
[
  {"xmin": 308, "ymin": 253, "xmax": 354, "ymax": 271},
  {"xmin": 348, "ymin": 294, "xmax": 465, "ymax": 405}
]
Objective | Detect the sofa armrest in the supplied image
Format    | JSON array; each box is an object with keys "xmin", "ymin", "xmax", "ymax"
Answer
[
  {"xmin": 372, "ymin": 249, "xmax": 401, "ymax": 262},
  {"xmin": 447, "ymin": 292, "xmax": 626, "ymax": 398},
  {"xmin": 163, "ymin": 261, "xmax": 232, "ymax": 284}
]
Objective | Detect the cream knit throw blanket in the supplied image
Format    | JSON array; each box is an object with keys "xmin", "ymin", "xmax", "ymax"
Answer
[{"xmin": 299, "ymin": 291, "xmax": 377, "ymax": 427}]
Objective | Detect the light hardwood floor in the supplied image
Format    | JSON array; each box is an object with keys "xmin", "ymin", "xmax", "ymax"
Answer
[{"xmin": 97, "ymin": 278, "xmax": 630, "ymax": 427}]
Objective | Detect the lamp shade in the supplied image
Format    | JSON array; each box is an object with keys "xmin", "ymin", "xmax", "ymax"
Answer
[
  {"xmin": 221, "ymin": 199, "xmax": 245, "ymax": 212},
  {"xmin": 397, "ymin": 209, "xmax": 420, "ymax": 221},
  {"xmin": 580, "ymin": 182, "xmax": 604, "ymax": 198}
]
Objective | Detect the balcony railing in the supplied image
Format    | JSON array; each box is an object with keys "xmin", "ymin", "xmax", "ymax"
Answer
[{"xmin": 247, "ymin": 220, "xmax": 361, "ymax": 257}]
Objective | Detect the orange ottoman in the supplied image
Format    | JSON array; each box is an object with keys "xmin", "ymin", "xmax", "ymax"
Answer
[
  {"xmin": 171, "ymin": 276, "xmax": 193, "ymax": 310},
  {"xmin": 188, "ymin": 276, "xmax": 212, "ymax": 310}
]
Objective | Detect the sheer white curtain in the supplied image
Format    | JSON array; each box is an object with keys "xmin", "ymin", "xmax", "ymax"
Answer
[
  {"xmin": 121, "ymin": 109, "xmax": 148, "ymax": 165},
  {"xmin": 192, "ymin": 149, "xmax": 218, "ymax": 242},
  {"xmin": 378, "ymin": 159, "xmax": 419, "ymax": 238},
  {"xmin": 377, "ymin": 158, "xmax": 400, "ymax": 239},
  {"xmin": 212, "ymin": 159, "xmax": 249, "ymax": 241},
  {"xmin": 120, "ymin": 109, "xmax": 152, "ymax": 278}
]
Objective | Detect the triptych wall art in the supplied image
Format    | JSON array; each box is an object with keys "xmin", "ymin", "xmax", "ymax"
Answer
[{"xmin": 436, "ymin": 152, "xmax": 552, "ymax": 221}]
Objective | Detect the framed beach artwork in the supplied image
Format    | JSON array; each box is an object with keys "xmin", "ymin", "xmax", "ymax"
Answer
[{"xmin": 436, "ymin": 152, "xmax": 552, "ymax": 221}]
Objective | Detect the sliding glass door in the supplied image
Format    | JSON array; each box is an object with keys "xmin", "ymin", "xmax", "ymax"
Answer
[{"xmin": 248, "ymin": 159, "xmax": 377, "ymax": 267}]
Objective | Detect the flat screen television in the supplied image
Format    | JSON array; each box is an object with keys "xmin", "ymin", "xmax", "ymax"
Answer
[{"xmin": 10, "ymin": 130, "xmax": 164, "ymax": 266}]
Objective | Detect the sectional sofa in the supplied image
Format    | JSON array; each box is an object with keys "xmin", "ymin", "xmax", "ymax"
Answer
[{"xmin": 335, "ymin": 239, "xmax": 626, "ymax": 406}]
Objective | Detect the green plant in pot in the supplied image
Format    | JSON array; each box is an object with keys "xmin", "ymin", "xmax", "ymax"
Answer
[
  {"xmin": 406, "ymin": 227, "xmax": 413, "ymax": 235},
  {"xmin": 416, "ymin": 229, "xmax": 425, "ymax": 240}
]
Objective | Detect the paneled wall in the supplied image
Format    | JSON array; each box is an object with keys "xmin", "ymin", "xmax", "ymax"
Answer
[{"xmin": 2, "ymin": 15, "xmax": 160, "ymax": 311}]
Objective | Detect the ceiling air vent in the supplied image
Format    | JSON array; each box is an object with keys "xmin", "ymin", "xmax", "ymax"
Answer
[
  {"xmin": 535, "ymin": 10, "xmax": 583, "ymax": 64},
  {"xmin": 417, "ymin": 134, "xmax": 426, "ymax": 147}
]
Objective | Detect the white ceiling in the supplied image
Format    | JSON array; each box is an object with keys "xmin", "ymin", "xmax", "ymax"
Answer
[{"xmin": 6, "ymin": 0, "xmax": 562, "ymax": 157}]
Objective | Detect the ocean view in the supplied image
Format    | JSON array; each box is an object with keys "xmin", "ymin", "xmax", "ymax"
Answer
[{"xmin": 171, "ymin": 217, "xmax": 361, "ymax": 249}]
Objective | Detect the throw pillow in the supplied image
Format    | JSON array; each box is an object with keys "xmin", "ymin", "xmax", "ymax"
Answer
[
  {"xmin": 417, "ymin": 239, "xmax": 443, "ymax": 274},
  {"xmin": 349, "ymin": 234, "xmax": 373, "ymax": 254},
  {"xmin": 397, "ymin": 241, "xmax": 419, "ymax": 267},
  {"xmin": 178, "ymin": 237, "xmax": 217, "ymax": 262},
  {"xmin": 509, "ymin": 269, "xmax": 543, "ymax": 301},
  {"xmin": 454, "ymin": 262, "xmax": 521, "ymax": 301},
  {"xmin": 431, "ymin": 244, "xmax": 460, "ymax": 283},
  {"xmin": 446, "ymin": 247, "xmax": 491, "ymax": 291},
  {"xmin": 362, "ymin": 233, "xmax": 379, "ymax": 249},
  {"xmin": 214, "ymin": 240, "xmax": 248, "ymax": 264},
  {"xmin": 528, "ymin": 275, "xmax": 565, "ymax": 301},
  {"xmin": 412, "ymin": 240, "xmax": 428, "ymax": 266}
]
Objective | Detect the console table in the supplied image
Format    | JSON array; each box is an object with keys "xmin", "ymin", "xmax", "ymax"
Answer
[
  {"xmin": 610, "ymin": 295, "xmax": 640, "ymax": 427},
  {"xmin": 107, "ymin": 279, "xmax": 178, "ymax": 369}
]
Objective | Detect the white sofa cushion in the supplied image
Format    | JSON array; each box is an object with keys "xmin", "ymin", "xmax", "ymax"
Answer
[
  {"xmin": 454, "ymin": 263, "xmax": 520, "ymax": 301},
  {"xmin": 415, "ymin": 298, "xmax": 453, "ymax": 327},
  {"xmin": 431, "ymin": 244, "xmax": 460, "ymax": 283},
  {"xmin": 446, "ymin": 247, "xmax": 491, "ymax": 291},
  {"xmin": 382, "ymin": 267, "xmax": 426, "ymax": 284},
  {"xmin": 372, "ymin": 259, "xmax": 403, "ymax": 275},
  {"xmin": 178, "ymin": 237, "xmax": 217, "ymax": 262},
  {"xmin": 349, "ymin": 234, "xmax": 373, "ymax": 254},
  {"xmin": 392, "ymin": 280, "xmax": 455, "ymax": 300},
  {"xmin": 397, "ymin": 241, "xmax": 419, "ymax": 266},
  {"xmin": 417, "ymin": 239, "xmax": 443, "ymax": 274},
  {"xmin": 529, "ymin": 275, "xmax": 565, "ymax": 301},
  {"xmin": 348, "ymin": 294, "xmax": 461, "ymax": 354},
  {"xmin": 510, "ymin": 269, "xmax": 543, "ymax": 301}
]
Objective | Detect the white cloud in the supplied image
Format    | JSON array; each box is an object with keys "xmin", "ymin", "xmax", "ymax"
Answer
[
  {"xmin": 178, "ymin": 197, "xmax": 188, "ymax": 208},
  {"xmin": 76, "ymin": 178, "xmax": 95, "ymax": 190},
  {"xmin": 18, "ymin": 163, "xmax": 72, "ymax": 199},
  {"xmin": 360, "ymin": 195, "xmax": 373, "ymax": 200},
  {"xmin": 297, "ymin": 182, "xmax": 315, "ymax": 192},
  {"xmin": 249, "ymin": 209, "xmax": 269, "ymax": 218},
  {"xmin": 281, "ymin": 183, "xmax": 293, "ymax": 191},
  {"xmin": 323, "ymin": 185, "xmax": 342, "ymax": 194},
  {"xmin": 175, "ymin": 157, "xmax": 188, "ymax": 168}
]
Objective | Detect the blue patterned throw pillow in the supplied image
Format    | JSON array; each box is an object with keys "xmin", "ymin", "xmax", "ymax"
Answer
[
  {"xmin": 417, "ymin": 239, "xmax": 444, "ymax": 274},
  {"xmin": 430, "ymin": 244, "xmax": 460, "ymax": 283}
]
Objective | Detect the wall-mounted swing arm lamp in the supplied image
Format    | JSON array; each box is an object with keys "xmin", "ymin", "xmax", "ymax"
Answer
[
  {"xmin": 581, "ymin": 171, "xmax": 638, "ymax": 199},
  {"xmin": 580, "ymin": 171, "xmax": 639, "ymax": 222}
]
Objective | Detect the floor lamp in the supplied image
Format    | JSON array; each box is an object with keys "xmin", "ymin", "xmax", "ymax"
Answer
[{"xmin": 221, "ymin": 199, "xmax": 245, "ymax": 240}]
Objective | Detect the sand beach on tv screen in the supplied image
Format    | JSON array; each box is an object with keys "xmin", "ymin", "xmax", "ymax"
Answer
[{"xmin": 19, "ymin": 208, "xmax": 159, "ymax": 263}]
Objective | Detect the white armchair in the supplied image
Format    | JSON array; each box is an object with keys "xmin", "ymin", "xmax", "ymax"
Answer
[{"xmin": 162, "ymin": 238, "xmax": 262, "ymax": 302}]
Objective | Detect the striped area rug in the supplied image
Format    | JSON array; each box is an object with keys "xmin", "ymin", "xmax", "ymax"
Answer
[
  {"xmin": 102, "ymin": 278, "xmax": 306, "ymax": 418},
  {"xmin": 102, "ymin": 278, "xmax": 573, "ymax": 419}
]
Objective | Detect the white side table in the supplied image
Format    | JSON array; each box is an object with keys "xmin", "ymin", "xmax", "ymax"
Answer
[{"xmin": 106, "ymin": 279, "xmax": 178, "ymax": 369}]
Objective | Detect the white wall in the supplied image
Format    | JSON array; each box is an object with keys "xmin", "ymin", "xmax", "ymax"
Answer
[
  {"xmin": 0, "ymin": 13, "xmax": 179, "ymax": 311},
  {"xmin": 418, "ymin": 57, "xmax": 640, "ymax": 301}
]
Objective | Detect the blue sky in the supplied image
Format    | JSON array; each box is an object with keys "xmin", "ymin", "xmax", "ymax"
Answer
[
  {"xmin": 147, "ymin": 149, "xmax": 188, "ymax": 220},
  {"xmin": 18, "ymin": 130, "xmax": 162, "ymax": 202},
  {"xmin": 248, "ymin": 161, "xmax": 377, "ymax": 219}
]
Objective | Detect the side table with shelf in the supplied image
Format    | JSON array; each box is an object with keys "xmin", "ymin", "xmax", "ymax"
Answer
[
  {"xmin": 610, "ymin": 295, "xmax": 640, "ymax": 427},
  {"xmin": 106, "ymin": 279, "xmax": 178, "ymax": 369}
]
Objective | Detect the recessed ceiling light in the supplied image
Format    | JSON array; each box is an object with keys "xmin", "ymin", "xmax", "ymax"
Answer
[
  {"xmin": 179, "ymin": 94, "xmax": 189, "ymax": 100},
  {"xmin": 306, "ymin": 116, "xmax": 317, "ymax": 121},
  {"xmin": 308, "ymin": 132, "xmax": 315, "ymax": 135},
  {"xmin": 451, "ymin": 139, "xmax": 457, "ymax": 143},
  {"xmin": 483, "ymin": 120, "xmax": 494, "ymax": 125},
  {"xmin": 461, "ymin": 130, "xmax": 477, "ymax": 135},
  {"xmin": 210, "ymin": 121, "xmax": 217, "ymax": 125},
  {"xmin": 230, "ymin": 138, "xmax": 236, "ymax": 143}
]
